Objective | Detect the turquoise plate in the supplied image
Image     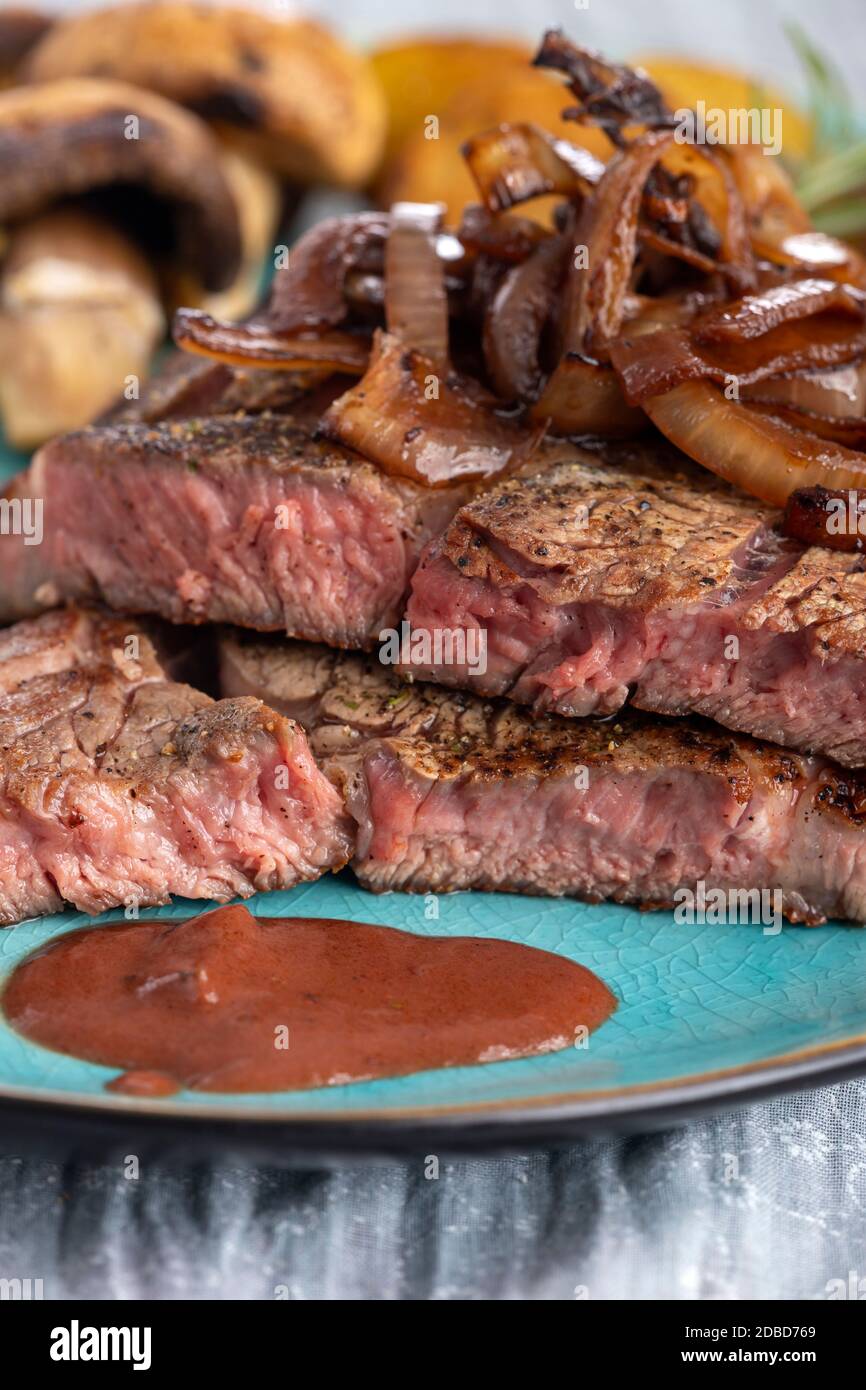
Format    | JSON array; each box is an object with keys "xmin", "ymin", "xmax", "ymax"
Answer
[
  {"xmin": 3, "ymin": 447, "xmax": 866, "ymax": 1154},
  {"xmin": 3, "ymin": 879, "xmax": 866, "ymax": 1153}
]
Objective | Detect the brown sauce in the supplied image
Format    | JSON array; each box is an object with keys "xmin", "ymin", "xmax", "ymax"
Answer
[
  {"xmin": 106, "ymin": 1071, "xmax": 181, "ymax": 1098},
  {"xmin": 1, "ymin": 905, "xmax": 616, "ymax": 1094}
]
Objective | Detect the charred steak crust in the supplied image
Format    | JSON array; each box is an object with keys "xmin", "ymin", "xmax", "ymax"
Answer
[
  {"xmin": 404, "ymin": 449, "xmax": 866, "ymax": 767},
  {"xmin": 437, "ymin": 458, "xmax": 769, "ymax": 606},
  {"xmin": 98, "ymin": 351, "xmax": 321, "ymax": 426},
  {"xmin": 0, "ymin": 608, "xmax": 352, "ymax": 926},
  {"xmin": 221, "ymin": 632, "xmax": 754, "ymax": 789},
  {"xmin": 0, "ymin": 414, "xmax": 469, "ymax": 648},
  {"xmin": 219, "ymin": 632, "xmax": 866, "ymax": 924}
]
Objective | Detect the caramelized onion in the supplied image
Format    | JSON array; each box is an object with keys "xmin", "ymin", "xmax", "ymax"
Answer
[
  {"xmin": 611, "ymin": 312, "xmax": 866, "ymax": 406},
  {"xmin": 531, "ymin": 354, "xmax": 645, "ymax": 436},
  {"xmin": 172, "ymin": 213, "xmax": 389, "ymax": 371},
  {"xmin": 637, "ymin": 149, "xmax": 741, "ymax": 284},
  {"xmin": 385, "ymin": 202, "xmax": 449, "ymax": 369},
  {"xmin": 623, "ymin": 148, "xmax": 753, "ymax": 292},
  {"xmin": 743, "ymin": 361, "xmax": 866, "ymax": 446},
  {"xmin": 637, "ymin": 226, "xmax": 718, "ymax": 276},
  {"xmin": 483, "ymin": 235, "xmax": 568, "ymax": 399},
  {"xmin": 726, "ymin": 146, "xmax": 866, "ymax": 287},
  {"xmin": 344, "ymin": 269, "xmax": 385, "ymax": 311},
  {"xmin": 457, "ymin": 204, "xmax": 551, "ymax": 263},
  {"xmin": 533, "ymin": 31, "xmax": 673, "ymax": 140},
  {"xmin": 707, "ymin": 148, "xmax": 757, "ymax": 293},
  {"xmin": 622, "ymin": 288, "xmax": 723, "ymax": 335},
  {"xmin": 320, "ymin": 331, "xmax": 542, "ymax": 487},
  {"xmin": 643, "ymin": 379, "xmax": 866, "ymax": 505},
  {"xmin": 266, "ymin": 213, "xmax": 388, "ymax": 332},
  {"xmin": 528, "ymin": 33, "xmax": 753, "ymax": 289},
  {"xmin": 782, "ymin": 485, "xmax": 866, "ymax": 551},
  {"xmin": 173, "ymin": 310, "xmax": 371, "ymax": 373},
  {"xmin": 694, "ymin": 278, "xmax": 865, "ymax": 344},
  {"xmin": 562, "ymin": 129, "xmax": 676, "ymax": 353},
  {"xmin": 164, "ymin": 43, "xmax": 866, "ymax": 484},
  {"xmin": 757, "ymin": 231, "xmax": 866, "ymax": 287},
  {"xmin": 726, "ymin": 145, "xmax": 811, "ymax": 245},
  {"xmin": 610, "ymin": 328, "xmax": 704, "ymax": 402},
  {"xmin": 460, "ymin": 118, "xmax": 747, "ymax": 292},
  {"xmin": 748, "ymin": 402, "xmax": 866, "ymax": 450},
  {"xmin": 742, "ymin": 361, "xmax": 866, "ymax": 419},
  {"xmin": 462, "ymin": 122, "xmax": 604, "ymax": 213},
  {"xmin": 612, "ymin": 279, "xmax": 866, "ymax": 408}
]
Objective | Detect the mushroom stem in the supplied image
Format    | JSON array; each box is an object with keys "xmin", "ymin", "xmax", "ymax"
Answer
[{"xmin": 0, "ymin": 207, "xmax": 164, "ymax": 450}]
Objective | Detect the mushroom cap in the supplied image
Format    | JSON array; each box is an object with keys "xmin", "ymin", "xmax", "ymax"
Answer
[
  {"xmin": 24, "ymin": 2, "xmax": 387, "ymax": 188},
  {"xmin": 0, "ymin": 77, "xmax": 243, "ymax": 290},
  {"xmin": 0, "ymin": 8, "xmax": 52, "ymax": 85}
]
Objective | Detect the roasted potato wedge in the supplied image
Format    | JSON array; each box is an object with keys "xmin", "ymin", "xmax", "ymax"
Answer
[
  {"xmin": 633, "ymin": 55, "xmax": 814, "ymax": 163},
  {"xmin": 371, "ymin": 35, "xmax": 532, "ymax": 168},
  {"xmin": 373, "ymin": 39, "xmax": 610, "ymax": 224}
]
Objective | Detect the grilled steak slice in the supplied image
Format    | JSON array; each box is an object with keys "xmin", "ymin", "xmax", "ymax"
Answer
[
  {"xmin": 100, "ymin": 350, "xmax": 342, "ymax": 426},
  {"xmin": 404, "ymin": 448, "xmax": 866, "ymax": 766},
  {"xmin": 219, "ymin": 632, "xmax": 866, "ymax": 923},
  {"xmin": 0, "ymin": 608, "xmax": 352, "ymax": 925},
  {"xmin": 0, "ymin": 414, "xmax": 468, "ymax": 648}
]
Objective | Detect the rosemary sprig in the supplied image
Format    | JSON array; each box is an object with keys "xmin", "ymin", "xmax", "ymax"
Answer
[
  {"xmin": 797, "ymin": 142, "xmax": 866, "ymax": 212},
  {"xmin": 786, "ymin": 23, "xmax": 866, "ymax": 240},
  {"xmin": 785, "ymin": 21, "xmax": 856, "ymax": 157}
]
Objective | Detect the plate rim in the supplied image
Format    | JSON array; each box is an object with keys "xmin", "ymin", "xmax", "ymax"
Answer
[{"xmin": 3, "ymin": 1030, "xmax": 866, "ymax": 1152}]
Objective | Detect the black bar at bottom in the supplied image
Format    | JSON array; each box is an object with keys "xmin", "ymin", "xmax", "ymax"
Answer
[{"xmin": 4, "ymin": 1296, "xmax": 861, "ymax": 1369}]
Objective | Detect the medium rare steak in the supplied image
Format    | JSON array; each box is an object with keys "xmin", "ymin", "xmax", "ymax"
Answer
[
  {"xmin": 0, "ymin": 608, "xmax": 352, "ymax": 925},
  {"xmin": 404, "ymin": 447, "xmax": 866, "ymax": 766},
  {"xmin": 219, "ymin": 632, "xmax": 866, "ymax": 924},
  {"xmin": 0, "ymin": 414, "xmax": 468, "ymax": 648}
]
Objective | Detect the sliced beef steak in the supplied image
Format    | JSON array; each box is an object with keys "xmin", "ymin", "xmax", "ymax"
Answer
[
  {"xmin": 219, "ymin": 632, "xmax": 866, "ymax": 923},
  {"xmin": 100, "ymin": 350, "xmax": 344, "ymax": 426},
  {"xmin": 0, "ymin": 609, "xmax": 352, "ymax": 925},
  {"xmin": 0, "ymin": 415, "xmax": 468, "ymax": 648},
  {"xmin": 404, "ymin": 450, "xmax": 866, "ymax": 766}
]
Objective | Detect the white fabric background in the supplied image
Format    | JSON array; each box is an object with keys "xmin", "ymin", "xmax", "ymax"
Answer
[
  {"xmin": 7, "ymin": 0, "xmax": 866, "ymax": 1301},
  {"xmin": 45, "ymin": 0, "xmax": 866, "ymax": 96}
]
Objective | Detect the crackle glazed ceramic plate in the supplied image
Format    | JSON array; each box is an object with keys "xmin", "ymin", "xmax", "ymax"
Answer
[
  {"xmin": 3, "ymin": 878, "xmax": 866, "ymax": 1157},
  {"xmin": 4, "ymin": 450, "xmax": 866, "ymax": 1158}
]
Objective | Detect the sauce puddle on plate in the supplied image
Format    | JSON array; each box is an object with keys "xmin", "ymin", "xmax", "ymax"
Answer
[{"xmin": 1, "ymin": 905, "xmax": 616, "ymax": 1094}]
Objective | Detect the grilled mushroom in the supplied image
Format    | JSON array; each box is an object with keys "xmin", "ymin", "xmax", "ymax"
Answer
[
  {"xmin": 164, "ymin": 144, "xmax": 282, "ymax": 326},
  {"xmin": 0, "ymin": 7, "xmax": 52, "ymax": 87},
  {"xmin": 0, "ymin": 77, "xmax": 242, "ymax": 291},
  {"xmin": 23, "ymin": 1, "xmax": 387, "ymax": 188},
  {"xmin": 0, "ymin": 76, "xmax": 242, "ymax": 447},
  {"xmin": 0, "ymin": 207, "xmax": 164, "ymax": 450}
]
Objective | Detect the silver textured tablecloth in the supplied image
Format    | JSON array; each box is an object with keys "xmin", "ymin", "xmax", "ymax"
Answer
[{"xmin": 3, "ymin": 1082, "xmax": 865, "ymax": 1299}]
